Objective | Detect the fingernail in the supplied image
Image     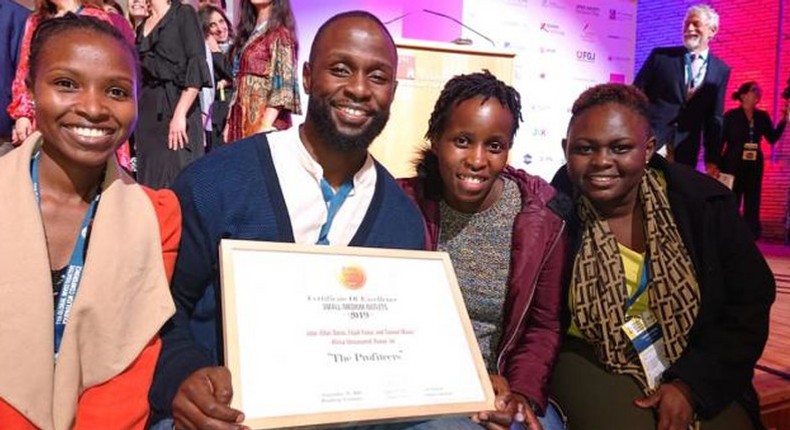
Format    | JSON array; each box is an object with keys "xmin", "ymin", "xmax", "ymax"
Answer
[{"xmin": 236, "ymin": 413, "xmax": 245, "ymax": 423}]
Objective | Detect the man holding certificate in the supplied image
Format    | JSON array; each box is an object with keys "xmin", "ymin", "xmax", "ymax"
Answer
[{"xmin": 148, "ymin": 11, "xmax": 474, "ymax": 430}]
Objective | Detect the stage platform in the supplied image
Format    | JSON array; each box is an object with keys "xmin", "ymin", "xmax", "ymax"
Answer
[{"xmin": 756, "ymin": 243, "xmax": 790, "ymax": 430}]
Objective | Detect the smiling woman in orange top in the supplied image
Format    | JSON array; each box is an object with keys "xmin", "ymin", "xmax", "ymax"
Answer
[{"xmin": 0, "ymin": 15, "xmax": 179, "ymax": 430}]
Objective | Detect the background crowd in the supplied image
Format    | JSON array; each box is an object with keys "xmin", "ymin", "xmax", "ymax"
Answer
[{"xmin": 2, "ymin": 0, "xmax": 302, "ymax": 189}]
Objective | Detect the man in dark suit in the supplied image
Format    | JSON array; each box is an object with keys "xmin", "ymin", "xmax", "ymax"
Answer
[
  {"xmin": 634, "ymin": 4, "xmax": 730, "ymax": 176},
  {"xmin": 0, "ymin": 0, "xmax": 29, "ymax": 156}
]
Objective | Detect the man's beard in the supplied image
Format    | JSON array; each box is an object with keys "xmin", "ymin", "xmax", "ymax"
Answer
[
  {"xmin": 683, "ymin": 34, "xmax": 701, "ymax": 50},
  {"xmin": 307, "ymin": 98, "xmax": 390, "ymax": 152}
]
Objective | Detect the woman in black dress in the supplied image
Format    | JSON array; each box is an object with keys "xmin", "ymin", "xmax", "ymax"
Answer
[
  {"xmin": 135, "ymin": 0, "xmax": 211, "ymax": 188},
  {"xmin": 720, "ymin": 82, "xmax": 789, "ymax": 238}
]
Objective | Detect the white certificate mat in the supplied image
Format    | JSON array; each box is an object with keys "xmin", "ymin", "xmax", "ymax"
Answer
[{"xmin": 219, "ymin": 240, "xmax": 495, "ymax": 429}]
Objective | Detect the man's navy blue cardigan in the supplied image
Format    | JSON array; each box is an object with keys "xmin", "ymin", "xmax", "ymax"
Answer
[{"xmin": 150, "ymin": 133, "xmax": 425, "ymax": 418}]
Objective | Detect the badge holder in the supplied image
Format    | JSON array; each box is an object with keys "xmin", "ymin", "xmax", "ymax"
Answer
[
  {"xmin": 621, "ymin": 311, "xmax": 669, "ymax": 390},
  {"xmin": 742, "ymin": 143, "xmax": 758, "ymax": 161}
]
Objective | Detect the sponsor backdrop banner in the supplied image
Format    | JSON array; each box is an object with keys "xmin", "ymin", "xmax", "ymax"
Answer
[
  {"xmin": 289, "ymin": 0, "xmax": 637, "ymax": 180},
  {"xmin": 462, "ymin": 0, "xmax": 637, "ymax": 179}
]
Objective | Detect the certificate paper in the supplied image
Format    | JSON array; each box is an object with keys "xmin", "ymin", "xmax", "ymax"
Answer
[{"xmin": 219, "ymin": 240, "xmax": 495, "ymax": 429}]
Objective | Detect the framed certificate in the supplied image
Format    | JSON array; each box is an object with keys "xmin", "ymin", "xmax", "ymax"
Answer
[{"xmin": 219, "ymin": 239, "xmax": 495, "ymax": 429}]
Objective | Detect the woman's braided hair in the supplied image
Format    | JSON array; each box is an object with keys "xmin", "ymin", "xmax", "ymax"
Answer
[{"xmin": 418, "ymin": 70, "xmax": 522, "ymax": 199}]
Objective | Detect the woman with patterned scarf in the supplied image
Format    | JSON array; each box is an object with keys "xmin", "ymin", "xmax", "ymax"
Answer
[{"xmin": 549, "ymin": 83, "xmax": 774, "ymax": 430}]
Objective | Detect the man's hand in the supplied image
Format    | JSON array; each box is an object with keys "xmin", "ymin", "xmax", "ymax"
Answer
[
  {"xmin": 634, "ymin": 381, "xmax": 695, "ymax": 430},
  {"xmin": 705, "ymin": 163, "xmax": 721, "ymax": 178},
  {"xmin": 472, "ymin": 375, "xmax": 543, "ymax": 430},
  {"xmin": 171, "ymin": 366, "xmax": 249, "ymax": 430}
]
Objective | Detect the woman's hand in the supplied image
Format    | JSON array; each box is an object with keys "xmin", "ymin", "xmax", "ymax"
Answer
[
  {"xmin": 12, "ymin": 117, "xmax": 34, "ymax": 145},
  {"xmin": 169, "ymin": 114, "xmax": 188, "ymax": 150},
  {"xmin": 472, "ymin": 375, "xmax": 543, "ymax": 430},
  {"xmin": 634, "ymin": 381, "xmax": 695, "ymax": 430},
  {"xmin": 206, "ymin": 35, "xmax": 220, "ymax": 52}
]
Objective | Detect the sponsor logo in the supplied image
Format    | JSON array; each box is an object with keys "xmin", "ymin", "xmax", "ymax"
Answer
[
  {"xmin": 607, "ymin": 34, "xmax": 633, "ymax": 41},
  {"xmin": 523, "ymin": 153, "xmax": 533, "ymax": 165},
  {"xmin": 580, "ymin": 23, "xmax": 597, "ymax": 42},
  {"xmin": 607, "ymin": 55, "xmax": 632, "ymax": 62},
  {"xmin": 575, "ymin": 4, "xmax": 601, "ymax": 16},
  {"xmin": 532, "ymin": 128, "xmax": 548, "ymax": 137},
  {"xmin": 530, "ymin": 104, "xmax": 552, "ymax": 112},
  {"xmin": 609, "ymin": 9, "xmax": 634, "ymax": 21},
  {"xmin": 576, "ymin": 50, "xmax": 596, "ymax": 62},
  {"xmin": 539, "ymin": 46, "xmax": 558, "ymax": 54},
  {"xmin": 609, "ymin": 73, "xmax": 626, "ymax": 83},
  {"xmin": 541, "ymin": 0, "xmax": 566, "ymax": 9},
  {"xmin": 540, "ymin": 22, "xmax": 565, "ymax": 35},
  {"xmin": 574, "ymin": 76, "xmax": 597, "ymax": 83}
]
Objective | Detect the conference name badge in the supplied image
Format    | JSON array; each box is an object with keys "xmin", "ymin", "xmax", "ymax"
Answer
[
  {"xmin": 621, "ymin": 311, "xmax": 669, "ymax": 390},
  {"xmin": 742, "ymin": 143, "xmax": 759, "ymax": 161}
]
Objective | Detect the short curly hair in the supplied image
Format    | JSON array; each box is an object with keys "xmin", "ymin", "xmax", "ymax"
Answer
[
  {"xmin": 568, "ymin": 83, "xmax": 651, "ymax": 132},
  {"xmin": 425, "ymin": 70, "xmax": 522, "ymax": 143}
]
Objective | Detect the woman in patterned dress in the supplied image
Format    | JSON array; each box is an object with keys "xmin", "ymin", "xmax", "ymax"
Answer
[{"xmin": 224, "ymin": 0, "xmax": 301, "ymax": 142}]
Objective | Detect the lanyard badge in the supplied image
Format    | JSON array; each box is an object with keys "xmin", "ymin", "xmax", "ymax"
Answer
[
  {"xmin": 742, "ymin": 119, "xmax": 758, "ymax": 161},
  {"xmin": 621, "ymin": 260, "xmax": 669, "ymax": 390},
  {"xmin": 742, "ymin": 143, "xmax": 759, "ymax": 161},
  {"xmin": 32, "ymin": 152, "xmax": 102, "ymax": 358},
  {"xmin": 622, "ymin": 310, "xmax": 669, "ymax": 390}
]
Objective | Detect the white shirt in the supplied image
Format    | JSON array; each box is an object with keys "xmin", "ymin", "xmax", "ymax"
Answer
[
  {"xmin": 685, "ymin": 48, "xmax": 710, "ymax": 92},
  {"xmin": 267, "ymin": 127, "xmax": 377, "ymax": 246},
  {"xmin": 200, "ymin": 42, "xmax": 215, "ymax": 131}
]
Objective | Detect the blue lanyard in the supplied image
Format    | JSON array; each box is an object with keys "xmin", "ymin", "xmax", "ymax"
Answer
[
  {"xmin": 624, "ymin": 258, "xmax": 649, "ymax": 311},
  {"xmin": 316, "ymin": 178, "xmax": 353, "ymax": 245},
  {"xmin": 31, "ymin": 152, "xmax": 102, "ymax": 357},
  {"xmin": 684, "ymin": 53, "xmax": 708, "ymax": 89}
]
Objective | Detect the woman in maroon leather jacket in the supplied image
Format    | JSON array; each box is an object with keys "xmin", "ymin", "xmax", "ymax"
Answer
[{"xmin": 399, "ymin": 71, "xmax": 570, "ymax": 430}]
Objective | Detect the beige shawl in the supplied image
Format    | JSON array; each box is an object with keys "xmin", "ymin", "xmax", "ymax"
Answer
[{"xmin": 0, "ymin": 133, "xmax": 175, "ymax": 429}]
